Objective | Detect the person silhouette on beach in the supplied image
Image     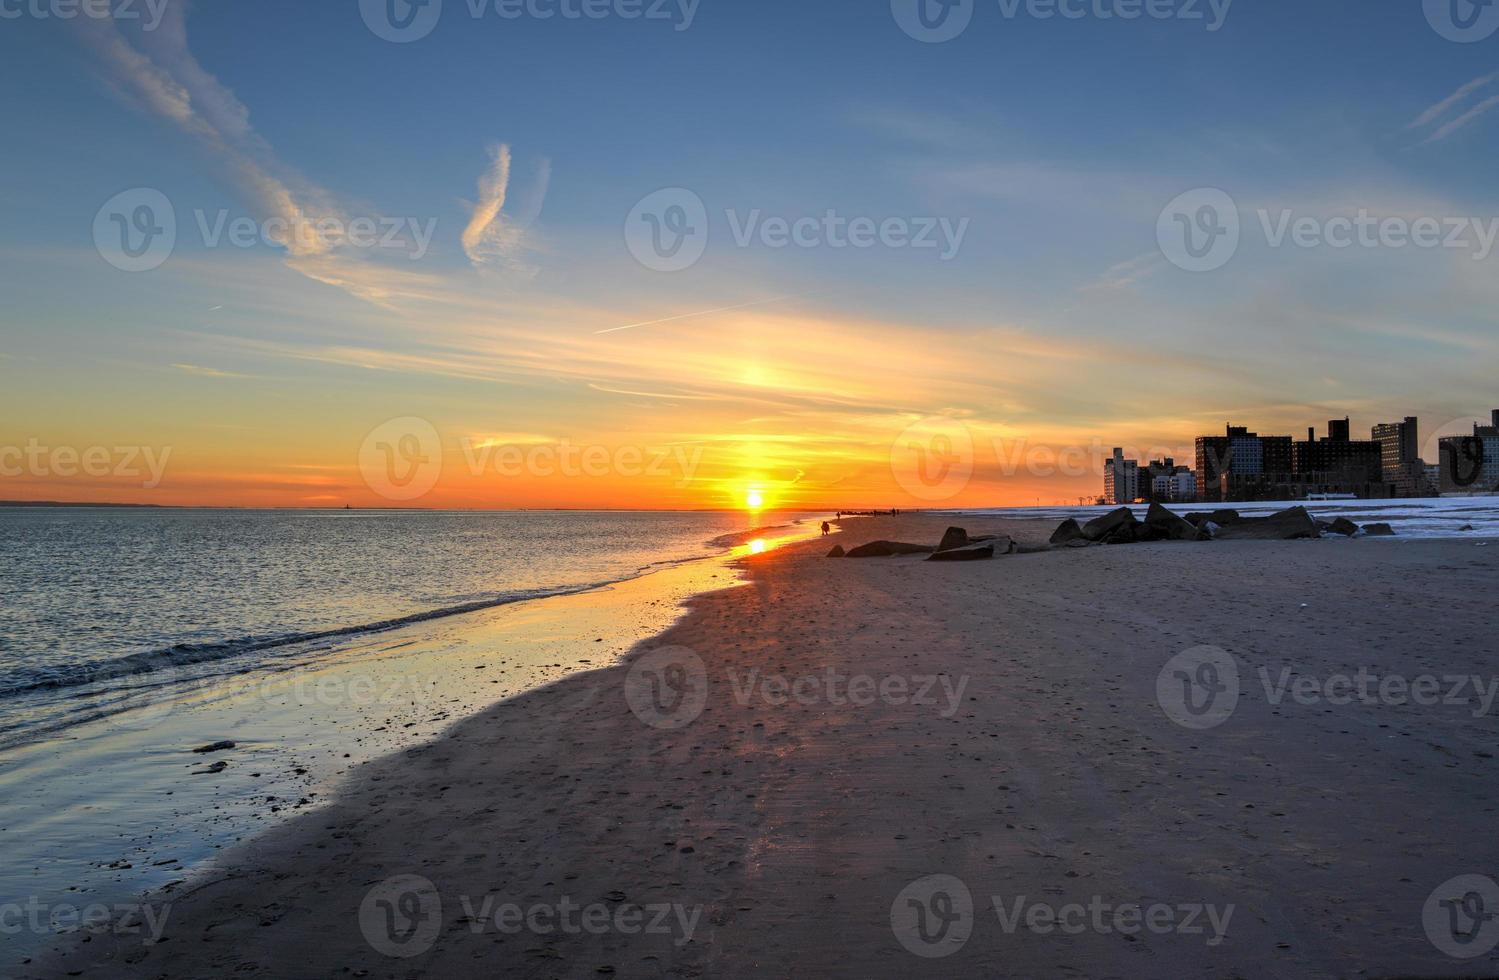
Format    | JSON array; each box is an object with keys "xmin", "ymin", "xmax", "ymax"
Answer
[{"xmin": 821, "ymin": 521, "xmax": 831, "ymax": 536}]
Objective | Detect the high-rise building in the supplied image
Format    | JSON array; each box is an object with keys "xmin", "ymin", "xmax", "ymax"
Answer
[
  {"xmin": 1372, "ymin": 416, "xmax": 1423, "ymax": 495},
  {"xmin": 1194, "ymin": 425, "xmax": 1293, "ymax": 502},
  {"xmin": 1143, "ymin": 456, "xmax": 1195, "ymax": 503},
  {"xmin": 1103, "ymin": 448, "xmax": 1139, "ymax": 505},
  {"xmin": 1293, "ymin": 419, "xmax": 1384, "ymax": 494}
]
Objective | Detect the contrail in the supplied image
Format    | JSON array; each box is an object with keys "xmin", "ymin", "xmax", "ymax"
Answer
[{"xmin": 593, "ymin": 294, "xmax": 810, "ymax": 335}]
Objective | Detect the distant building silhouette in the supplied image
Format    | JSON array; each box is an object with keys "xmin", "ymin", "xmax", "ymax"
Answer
[
  {"xmin": 1103, "ymin": 448, "xmax": 1139, "ymax": 505},
  {"xmin": 1371, "ymin": 416, "xmax": 1429, "ymax": 497}
]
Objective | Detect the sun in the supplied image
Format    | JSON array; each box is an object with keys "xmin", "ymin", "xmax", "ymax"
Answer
[{"xmin": 746, "ymin": 489, "xmax": 764, "ymax": 510}]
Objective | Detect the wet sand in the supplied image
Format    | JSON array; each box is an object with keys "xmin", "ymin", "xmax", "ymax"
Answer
[{"xmin": 24, "ymin": 515, "xmax": 1499, "ymax": 978}]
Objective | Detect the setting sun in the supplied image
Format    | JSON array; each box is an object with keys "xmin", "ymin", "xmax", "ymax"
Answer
[{"xmin": 746, "ymin": 489, "xmax": 764, "ymax": 510}]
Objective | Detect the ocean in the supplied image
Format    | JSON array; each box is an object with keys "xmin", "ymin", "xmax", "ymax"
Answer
[{"xmin": 0, "ymin": 508, "xmax": 801, "ymax": 750}]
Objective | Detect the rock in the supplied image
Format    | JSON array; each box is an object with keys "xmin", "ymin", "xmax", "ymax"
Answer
[
  {"xmin": 826, "ymin": 545, "xmax": 845, "ymax": 558},
  {"xmin": 844, "ymin": 541, "xmax": 936, "ymax": 558},
  {"xmin": 935, "ymin": 527, "xmax": 970, "ymax": 553},
  {"xmin": 192, "ymin": 760, "xmax": 228, "ymax": 775},
  {"xmin": 1144, "ymin": 502, "xmax": 1208, "ymax": 541},
  {"xmin": 926, "ymin": 543, "xmax": 995, "ymax": 562},
  {"xmin": 1049, "ymin": 518, "xmax": 1085, "ymax": 546},
  {"xmin": 1101, "ymin": 522, "xmax": 1141, "ymax": 545},
  {"xmin": 1211, "ymin": 506, "xmax": 1322, "ymax": 541},
  {"xmin": 1063, "ymin": 538, "xmax": 1093, "ymax": 548},
  {"xmin": 1460, "ymin": 524, "xmax": 1475, "ymax": 532},
  {"xmin": 1082, "ymin": 507, "xmax": 1139, "ymax": 542},
  {"xmin": 1327, "ymin": 517, "xmax": 1360, "ymax": 537},
  {"xmin": 192, "ymin": 741, "xmax": 236, "ymax": 754},
  {"xmin": 1186, "ymin": 509, "xmax": 1242, "ymax": 527},
  {"xmin": 1362, "ymin": 522, "xmax": 1396, "ymax": 537}
]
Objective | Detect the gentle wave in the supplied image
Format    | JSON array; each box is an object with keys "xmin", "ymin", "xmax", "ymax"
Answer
[
  {"xmin": 0, "ymin": 520, "xmax": 779, "ymax": 704},
  {"xmin": 0, "ymin": 583, "xmax": 620, "ymax": 699}
]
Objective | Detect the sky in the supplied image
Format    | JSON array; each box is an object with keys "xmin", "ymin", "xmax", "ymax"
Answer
[{"xmin": 1, "ymin": 0, "xmax": 1497, "ymax": 509}]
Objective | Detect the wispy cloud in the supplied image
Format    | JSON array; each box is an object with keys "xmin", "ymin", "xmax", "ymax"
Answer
[
  {"xmin": 77, "ymin": 5, "xmax": 338, "ymax": 258},
  {"xmin": 1427, "ymin": 94, "xmax": 1499, "ymax": 143},
  {"xmin": 461, "ymin": 144, "xmax": 550, "ymax": 271},
  {"xmin": 1082, "ymin": 251, "xmax": 1166, "ymax": 292},
  {"xmin": 172, "ymin": 363, "xmax": 248, "ymax": 378},
  {"xmin": 594, "ymin": 295, "xmax": 808, "ymax": 334},
  {"xmin": 1408, "ymin": 71, "xmax": 1499, "ymax": 143},
  {"xmin": 74, "ymin": 4, "xmax": 434, "ymax": 306}
]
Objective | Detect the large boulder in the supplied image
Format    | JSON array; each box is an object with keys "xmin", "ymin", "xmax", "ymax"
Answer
[
  {"xmin": 926, "ymin": 543, "xmax": 995, "ymax": 562},
  {"xmin": 1049, "ymin": 518, "xmax": 1085, "ymax": 546},
  {"xmin": 1211, "ymin": 506, "xmax": 1322, "ymax": 540},
  {"xmin": 1082, "ymin": 507, "xmax": 1139, "ymax": 542},
  {"xmin": 844, "ymin": 540, "xmax": 937, "ymax": 558},
  {"xmin": 935, "ymin": 527, "xmax": 971, "ymax": 552},
  {"xmin": 1327, "ymin": 517, "xmax": 1360, "ymax": 537},
  {"xmin": 1362, "ymin": 522, "xmax": 1396, "ymax": 537},
  {"xmin": 1186, "ymin": 509, "xmax": 1242, "ymax": 528},
  {"xmin": 1144, "ymin": 502, "xmax": 1208, "ymax": 542},
  {"xmin": 826, "ymin": 545, "xmax": 846, "ymax": 557}
]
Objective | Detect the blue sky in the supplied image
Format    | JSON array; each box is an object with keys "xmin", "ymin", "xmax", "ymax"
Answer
[{"xmin": 1, "ymin": 0, "xmax": 1497, "ymax": 506}]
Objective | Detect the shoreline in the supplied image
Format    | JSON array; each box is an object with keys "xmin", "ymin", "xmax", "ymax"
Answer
[
  {"xmin": 23, "ymin": 515, "xmax": 1499, "ymax": 977},
  {"xmin": 2, "ymin": 522, "xmax": 817, "ymax": 970}
]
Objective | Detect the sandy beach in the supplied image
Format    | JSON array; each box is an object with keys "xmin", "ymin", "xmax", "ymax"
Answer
[{"xmin": 24, "ymin": 514, "xmax": 1499, "ymax": 978}]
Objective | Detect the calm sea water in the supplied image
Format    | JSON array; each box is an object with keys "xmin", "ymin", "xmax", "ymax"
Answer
[{"xmin": 0, "ymin": 508, "xmax": 801, "ymax": 748}]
